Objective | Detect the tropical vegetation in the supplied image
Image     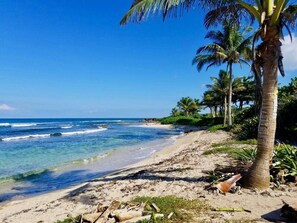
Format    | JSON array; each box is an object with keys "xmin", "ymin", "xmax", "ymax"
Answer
[
  {"xmin": 193, "ymin": 20, "xmax": 252, "ymax": 127},
  {"xmin": 121, "ymin": 0, "xmax": 297, "ymax": 189}
]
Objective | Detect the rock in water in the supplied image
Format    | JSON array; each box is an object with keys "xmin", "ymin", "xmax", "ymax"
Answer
[{"xmin": 50, "ymin": 133, "xmax": 62, "ymax": 137}]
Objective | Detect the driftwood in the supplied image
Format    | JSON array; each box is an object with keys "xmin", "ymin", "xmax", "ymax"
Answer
[
  {"xmin": 151, "ymin": 203, "xmax": 160, "ymax": 213},
  {"xmin": 167, "ymin": 212, "xmax": 174, "ymax": 219},
  {"xmin": 95, "ymin": 200, "xmax": 121, "ymax": 223},
  {"xmin": 80, "ymin": 199, "xmax": 166, "ymax": 223},
  {"xmin": 121, "ymin": 214, "xmax": 164, "ymax": 223},
  {"xmin": 112, "ymin": 209, "xmax": 143, "ymax": 222},
  {"xmin": 82, "ymin": 213, "xmax": 102, "ymax": 223},
  {"xmin": 212, "ymin": 208, "xmax": 251, "ymax": 213}
]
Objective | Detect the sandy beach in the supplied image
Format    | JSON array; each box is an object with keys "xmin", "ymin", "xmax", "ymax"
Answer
[{"xmin": 0, "ymin": 127, "xmax": 296, "ymax": 223}]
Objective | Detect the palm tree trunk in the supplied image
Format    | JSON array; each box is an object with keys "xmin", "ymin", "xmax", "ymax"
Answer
[
  {"xmin": 223, "ymin": 95, "xmax": 227, "ymax": 126},
  {"xmin": 244, "ymin": 31, "xmax": 280, "ymax": 189},
  {"xmin": 227, "ymin": 63, "xmax": 233, "ymax": 128},
  {"xmin": 254, "ymin": 72, "xmax": 263, "ymax": 115},
  {"xmin": 210, "ymin": 107, "xmax": 214, "ymax": 117}
]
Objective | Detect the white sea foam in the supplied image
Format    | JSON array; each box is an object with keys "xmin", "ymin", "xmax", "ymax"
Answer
[
  {"xmin": 61, "ymin": 125, "xmax": 73, "ymax": 129},
  {"xmin": 2, "ymin": 134, "xmax": 50, "ymax": 141},
  {"xmin": 2, "ymin": 128, "xmax": 107, "ymax": 142},
  {"xmin": 0, "ymin": 123, "xmax": 10, "ymax": 127},
  {"xmin": 62, "ymin": 128, "xmax": 107, "ymax": 136},
  {"xmin": 11, "ymin": 123, "xmax": 38, "ymax": 128}
]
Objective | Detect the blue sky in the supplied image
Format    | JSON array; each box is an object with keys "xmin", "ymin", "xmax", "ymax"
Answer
[{"xmin": 0, "ymin": 1, "xmax": 296, "ymax": 118}]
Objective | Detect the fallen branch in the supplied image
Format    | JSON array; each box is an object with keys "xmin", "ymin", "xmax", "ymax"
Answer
[{"xmin": 212, "ymin": 208, "xmax": 251, "ymax": 213}]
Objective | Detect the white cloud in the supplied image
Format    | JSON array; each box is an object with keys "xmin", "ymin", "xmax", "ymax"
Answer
[
  {"xmin": 0, "ymin": 104, "xmax": 15, "ymax": 111},
  {"xmin": 282, "ymin": 34, "xmax": 297, "ymax": 72}
]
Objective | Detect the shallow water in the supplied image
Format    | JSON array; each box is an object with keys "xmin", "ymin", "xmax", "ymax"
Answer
[{"xmin": 0, "ymin": 118, "xmax": 181, "ymax": 201}]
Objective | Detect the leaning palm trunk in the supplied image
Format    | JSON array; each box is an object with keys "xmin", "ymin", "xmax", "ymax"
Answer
[
  {"xmin": 227, "ymin": 63, "xmax": 233, "ymax": 127},
  {"xmin": 244, "ymin": 27, "xmax": 280, "ymax": 188}
]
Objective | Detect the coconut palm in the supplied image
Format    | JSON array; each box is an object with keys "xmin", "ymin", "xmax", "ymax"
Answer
[
  {"xmin": 201, "ymin": 90, "xmax": 221, "ymax": 118},
  {"xmin": 177, "ymin": 97, "xmax": 198, "ymax": 116},
  {"xmin": 121, "ymin": 0, "xmax": 297, "ymax": 189},
  {"xmin": 209, "ymin": 70, "xmax": 245, "ymax": 125},
  {"xmin": 233, "ymin": 76, "xmax": 255, "ymax": 109},
  {"xmin": 171, "ymin": 107, "xmax": 180, "ymax": 117},
  {"xmin": 193, "ymin": 20, "xmax": 252, "ymax": 127},
  {"xmin": 208, "ymin": 70, "xmax": 229, "ymax": 125}
]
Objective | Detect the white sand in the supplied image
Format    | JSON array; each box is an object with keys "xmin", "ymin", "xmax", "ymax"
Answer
[{"xmin": 0, "ymin": 129, "xmax": 296, "ymax": 223}]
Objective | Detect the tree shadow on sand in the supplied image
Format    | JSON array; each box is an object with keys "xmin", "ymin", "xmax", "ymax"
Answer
[{"xmin": 0, "ymin": 169, "xmax": 112, "ymax": 202}]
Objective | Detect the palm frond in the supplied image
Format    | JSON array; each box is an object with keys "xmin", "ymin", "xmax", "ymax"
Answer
[
  {"xmin": 196, "ymin": 43, "xmax": 226, "ymax": 54},
  {"xmin": 121, "ymin": 0, "xmax": 230, "ymax": 25},
  {"xmin": 281, "ymin": 4, "xmax": 297, "ymax": 29},
  {"xmin": 204, "ymin": 4, "xmax": 254, "ymax": 28}
]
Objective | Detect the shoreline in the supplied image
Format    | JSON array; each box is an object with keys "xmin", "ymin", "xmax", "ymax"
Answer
[
  {"xmin": 0, "ymin": 123, "xmax": 180, "ymax": 202},
  {"xmin": 1, "ymin": 127, "xmax": 296, "ymax": 222}
]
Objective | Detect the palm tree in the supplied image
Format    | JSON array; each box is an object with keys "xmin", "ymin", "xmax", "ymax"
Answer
[
  {"xmin": 208, "ymin": 70, "xmax": 229, "ymax": 126},
  {"xmin": 209, "ymin": 70, "xmax": 245, "ymax": 125},
  {"xmin": 177, "ymin": 97, "xmax": 198, "ymax": 116},
  {"xmin": 193, "ymin": 20, "xmax": 252, "ymax": 127},
  {"xmin": 121, "ymin": 0, "xmax": 297, "ymax": 189},
  {"xmin": 171, "ymin": 107, "xmax": 180, "ymax": 117},
  {"xmin": 202, "ymin": 90, "xmax": 221, "ymax": 118},
  {"xmin": 233, "ymin": 76, "xmax": 255, "ymax": 109}
]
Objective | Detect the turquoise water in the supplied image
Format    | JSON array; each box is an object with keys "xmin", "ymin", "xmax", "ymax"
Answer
[{"xmin": 0, "ymin": 118, "xmax": 181, "ymax": 201}]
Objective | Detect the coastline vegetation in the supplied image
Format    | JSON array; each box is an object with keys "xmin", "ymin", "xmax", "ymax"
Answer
[{"xmin": 122, "ymin": 0, "xmax": 297, "ymax": 189}]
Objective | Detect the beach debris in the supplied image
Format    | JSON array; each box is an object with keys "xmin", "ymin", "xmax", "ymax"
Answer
[
  {"xmin": 216, "ymin": 174, "xmax": 242, "ymax": 193},
  {"xmin": 79, "ymin": 199, "xmax": 166, "ymax": 223},
  {"xmin": 112, "ymin": 209, "xmax": 143, "ymax": 222},
  {"xmin": 151, "ymin": 203, "xmax": 160, "ymax": 212},
  {"xmin": 167, "ymin": 212, "xmax": 174, "ymax": 219},
  {"xmin": 121, "ymin": 214, "xmax": 164, "ymax": 223},
  {"xmin": 211, "ymin": 207, "xmax": 251, "ymax": 213},
  {"xmin": 95, "ymin": 200, "xmax": 121, "ymax": 223},
  {"xmin": 82, "ymin": 213, "xmax": 102, "ymax": 223},
  {"xmin": 281, "ymin": 200, "xmax": 297, "ymax": 219}
]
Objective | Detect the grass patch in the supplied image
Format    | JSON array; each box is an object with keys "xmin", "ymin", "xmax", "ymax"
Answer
[
  {"xmin": 203, "ymin": 140, "xmax": 257, "ymax": 162},
  {"xmin": 55, "ymin": 216, "xmax": 81, "ymax": 223},
  {"xmin": 133, "ymin": 196, "xmax": 210, "ymax": 223},
  {"xmin": 203, "ymin": 146, "xmax": 238, "ymax": 155},
  {"xmin": 208, "ymin": 124, "xmax": 227, "ymax": 132},
  {"xmin": 212, "ymin": 139, "xmax": 257, "ymax": 147}
]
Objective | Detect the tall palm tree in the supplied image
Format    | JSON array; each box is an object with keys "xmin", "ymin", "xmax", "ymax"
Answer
[
  {"xmin": 121, "ymin": 0, "xmax": 297, "ymax": 189},
  {"xmin": 193, "ymin": 21, "xmax": 252, "ymax": 127}
]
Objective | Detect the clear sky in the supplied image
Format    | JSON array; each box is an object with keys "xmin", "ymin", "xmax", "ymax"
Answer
[{"xmin": 0, "ymin": 1, "xmax": 296, "ymax": 118}]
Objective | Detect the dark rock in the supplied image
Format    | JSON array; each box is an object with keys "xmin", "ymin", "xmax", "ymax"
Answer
[{"xmin": 50, "ymin": 133, "xmax": 62, "ymax": 137}]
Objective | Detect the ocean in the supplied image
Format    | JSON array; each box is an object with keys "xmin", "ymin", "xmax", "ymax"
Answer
[{"xmin": 0, "ymin": 118, "xmax": 181, "ymax": 201}]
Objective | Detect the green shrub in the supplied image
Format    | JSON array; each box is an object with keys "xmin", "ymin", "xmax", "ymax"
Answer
[
  {"xmin": 208, "ymin": 124, "xmax": 226, "ymax": 132},
  {"xmin": 236, "ymin": 116, "xmax": 259, "ymax": 140},
  {"xmin": 159, "ymin": 116, "xmax": 201, "ymax": 126},
  {"xmin": 233, "ymin": 107, "xmax": 256, "ymax": 124},
  {"xmin": 232, "ymin": 148, "xmax": 257, "ymax": 162},
  {"xmin": 273, "ymin": 144, "xmax": 297, "ymax": 178},
  {"xmin": 196, "ymin": 117, "xmax": 224, "ymax": 126}
]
